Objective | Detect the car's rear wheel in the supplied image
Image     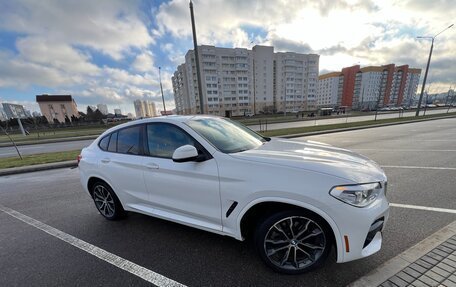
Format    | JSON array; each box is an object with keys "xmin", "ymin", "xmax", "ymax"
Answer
[
  {"xmin": 91, "ymin": 182, "xmax": 125, "ymax": 220},
  {"xmin": 254, "ymin": 210, "xmax": 332, "ymax": 274}
]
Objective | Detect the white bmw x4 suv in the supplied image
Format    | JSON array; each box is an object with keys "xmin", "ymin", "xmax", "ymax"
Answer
[{"xmin": 79, "ymin": 115, "xmax": 389, "ymax": 274}]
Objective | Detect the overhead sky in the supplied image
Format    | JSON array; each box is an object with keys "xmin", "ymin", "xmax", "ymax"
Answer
[{"xmin": 0, "ymin": 0, "xmax": 454, "ymax": 114}]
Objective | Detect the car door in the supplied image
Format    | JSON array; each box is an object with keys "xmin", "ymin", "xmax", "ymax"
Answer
[
  {"xmin": 142, "ymin": 122, "xmax": 222, "ymax": 232},
  {"xmin": 98, "ymin": 125, "xmax": 149, "ymax": 206}
]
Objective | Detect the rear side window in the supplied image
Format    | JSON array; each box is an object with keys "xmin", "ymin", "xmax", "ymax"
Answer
[
  {"xmin": 99, "ymin": 135, "xmax": 110, "ymax": 151},
  {"xmin": 117, "ymin": 126, "xmax": 141, "ymax": 155},
  {"xmin": 108, "ymin": 132, "xmax": 118, "ymax": 152}
]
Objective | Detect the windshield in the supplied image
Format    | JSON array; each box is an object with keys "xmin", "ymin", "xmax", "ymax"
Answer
[{"xmin": 186, "ymin": 117, "xmax": 265, "ymax": 153}]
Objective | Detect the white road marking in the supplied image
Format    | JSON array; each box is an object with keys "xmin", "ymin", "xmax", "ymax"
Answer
[
  {"xmin": 390, "ymin": 203, "xmax": 456, "ymax": 214},
  {"xmin": 381, "ymin": 165, "xmax": 456, "ymax": 170},
  {"xmin": 0, "ymin": 205, "xmax": 186, "ymax": 287}
]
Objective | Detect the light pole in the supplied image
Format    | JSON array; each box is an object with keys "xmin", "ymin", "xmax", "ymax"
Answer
[
  {"xmin": 159, "ymin": 67, "xmax": 166, "ymax": 114},
  {"xmin": 415, "ymin": 24, "xmax": 454, "ymax": 116},
  {"xmin": 189, "ymin": 1, "xmax": 204, "ymax": 114}
]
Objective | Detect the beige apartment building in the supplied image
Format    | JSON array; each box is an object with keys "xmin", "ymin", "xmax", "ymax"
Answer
[
  {"xmin": 172, "ymin": 45, "xmax": 320, "ymax": 116},
  {"xmin": 134, "ymin": 100, "xmax": 157, "ymax": 118},
  {"xmin": 36, "ymin": 95, "xmax": 79, "ymax": 123}
]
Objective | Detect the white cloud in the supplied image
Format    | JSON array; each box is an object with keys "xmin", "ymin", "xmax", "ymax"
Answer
[
  {"xmin": 155, "ymin": 0, "xmax": 455, "ymax": 92},
  {"xmin": 16, "ymin": 37, "xmax": 100, "ymax": 75},
  {"xmin": 0, "ymin": 0, "xmax": 154, "ymax": 60},
  {"xmin": 132, "ymin": 51, "xmax": 155, "ymax": 72},
  {"xmin": 0, "ymin": 51, "xmax": 82, "ymax": 88}
]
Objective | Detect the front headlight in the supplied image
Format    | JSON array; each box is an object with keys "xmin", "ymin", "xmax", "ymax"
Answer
[{"xmin": 330, "ymin": 182, "xmax": 382, "ymax": 207}]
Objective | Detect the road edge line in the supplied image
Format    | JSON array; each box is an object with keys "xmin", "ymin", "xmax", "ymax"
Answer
[{"xmin": 347, "ymin": 220, "xmax": 456, "ymax": 287}]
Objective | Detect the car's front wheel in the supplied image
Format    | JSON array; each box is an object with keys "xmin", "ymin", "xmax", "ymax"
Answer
[
  {"xmin": 254, "ymin": 210, "xmax": 332, "ymax": 274},
  {"xmin": 91, "ymin": 182, "xmax": 125, "ymax": 220}
]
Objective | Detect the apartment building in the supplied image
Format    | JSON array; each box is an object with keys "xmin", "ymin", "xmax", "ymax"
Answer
[
  {"xmin": 317, "ymin": 64, "xmax": 421, "ymax": 109},
  {"xmin": 134, "ymin": 100, "xmax": 157, "ymax": 118},
  {"xmin": 317, "ymin": 72, "xmax": 341, "ymax": 107},
  {"xmin": 36, "ymin": 95, "xmax": 79, "ymax": 123},
  {"xmin": 172, "ymin": 45, "xmax": 320, "ymax": 116}
]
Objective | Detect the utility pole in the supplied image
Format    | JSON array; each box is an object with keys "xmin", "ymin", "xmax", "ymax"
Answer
[
  {"xmin": 159, "ymin": 67, "xmax": 166, "ymax": 114},
  {"xmin": 189, "ymin": 1, "xmax": 204, "ymax": 114},
  {"xmin": 416, "ymin": 24, "xmax": 454, "ymax": 116}
]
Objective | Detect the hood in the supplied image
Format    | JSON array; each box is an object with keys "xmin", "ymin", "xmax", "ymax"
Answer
[{"xmin": 230, "ymin": 138, "xmax": 386, "ymax": 183}]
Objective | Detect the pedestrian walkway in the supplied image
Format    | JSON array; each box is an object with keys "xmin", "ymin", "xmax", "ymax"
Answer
[
  {"xmin": 349, "ymin": 221, "xmax": 456, "ymax": 287},
  {"xmin": 380, "ymin": 236, "xmax": 456, "ymax": 287}
]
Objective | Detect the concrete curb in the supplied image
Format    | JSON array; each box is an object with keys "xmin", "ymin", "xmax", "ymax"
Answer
[
  {"xmin": 279, "ymin": 114, "xmax": 456, "ymax": 138},
  {"xmin": 348, "ymin": 220, "xmax": 456, "ymax": 287},
  {"xmin": 0, "ymin": 160, "xmax": 77, "ymax": 176}
]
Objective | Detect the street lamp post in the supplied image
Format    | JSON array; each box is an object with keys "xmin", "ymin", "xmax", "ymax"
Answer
[
  {"xmin": 415, "ymin": 24, "xmax": 454, "ymax": 116},
  {"xmin": 189, "ymin": 1, "xmax": 204, "ymax": 115},
  {"xmin": 159, "ymin": 67, "xmax": 166, "ymax": 114}
]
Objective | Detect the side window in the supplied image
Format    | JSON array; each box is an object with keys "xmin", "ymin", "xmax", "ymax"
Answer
[
  {"xmin": 99, "ymin": 135, "xmax": 110, "ymax": 151},
  {"xmin": 147, "ymin": 123, "xmax": 195, "ymax": 158},
  {"xmin": 117, "ymin": 126, "xmax": 141, "ymax": 155},
  {"xmin": 108, "ymin": 132, "xmax": 118, "ymax": 152}
]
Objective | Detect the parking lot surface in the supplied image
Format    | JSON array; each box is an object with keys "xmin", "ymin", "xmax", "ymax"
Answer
[{"xmin": 1, "ymin": 118, "xmax": 455, "ymax": 286}]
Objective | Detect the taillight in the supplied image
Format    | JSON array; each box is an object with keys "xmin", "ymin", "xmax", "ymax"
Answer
[{"xmin": 77, "ymin": 154, "xmax": 82, "ymax": 165}]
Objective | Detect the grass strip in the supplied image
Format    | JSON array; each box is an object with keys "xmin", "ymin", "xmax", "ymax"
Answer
[
  {"xmin": 261, "ymin": 112, "xmax": 456, "ymax": 137},
  {"xmin": 0, "ymin": 150, "xmax": 80, "ymax": 169},
  {"xmin": 0, "ymin": 128, "xmax": 106, "ymax": 144}
]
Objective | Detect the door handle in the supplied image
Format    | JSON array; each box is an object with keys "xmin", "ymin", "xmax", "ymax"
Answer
[
  {"xmin": 101, "ymin": 158, "xmax": 110, "ymax": 164},
  {"xmin": 144, "ymin": 162, "xmax": 159, "ymax": 169}
]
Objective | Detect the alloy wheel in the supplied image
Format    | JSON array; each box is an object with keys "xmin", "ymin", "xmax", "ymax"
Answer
[
  {"xmin": 263, "ymin": 216, "xmax": 326, "ymax": 271},
  {"xmin": 93, "ymin": 185, "xmax": 116, "ymax": 218}
]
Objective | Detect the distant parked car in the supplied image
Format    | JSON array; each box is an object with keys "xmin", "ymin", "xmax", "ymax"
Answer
[{"xmin": 79, "ymin": 116, "xmax": 389, "ymax": 274}]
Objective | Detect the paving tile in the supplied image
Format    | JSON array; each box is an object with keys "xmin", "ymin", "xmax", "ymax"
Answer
[
  {"xmin": 418, "ymin": 255, "xmax": 444, "ymax": 268},
  {"xmin": 428, "ymin": 252, "xmax": 445, "ymax": 262},
  {"xmin": 396, "ymin": 271, "xmax": 416, "ymax": 283},
  {"xmin": 437, "ymin": 262, "xmax": 456, "ymax": 273},
  {"xmin": 410, "ymin": 279, "xmax": 431, "ymax": 287},
  {"xmin": 425, "ymin": 270, "xmax": 445, "ymax": 283},
  {"xmin": 433, "ymin": 249, "xmax": 450, "ymax": 258},
  {"xmin": 438, "ymin": 246, "xmax": 454, "ymax": 254},
  {"xmin": 448, "ymin": 254, "xmax": 456, "ymax": 262},
  {"xmin": 443, "ymin": 243, "xmax": 456, "ymax": 251},
  {"xmin": 431, "ymin": 266, "xmax": 451, "ymax": 278},
  {"xmin": 411, "ymin": 263, "xmax": 430, "ymax": 274},
  {"xmin": 442, "ymin": 279, "xmax": 456, "ymax": 287},
  {"xmin": 442, "ymin": 258, "xmax": 456, "ymax": 268},
  {"xmin": 380, "ymin": 280, "xmax": 398, "ymax": 287},
  {"xmin": 389, "ymin": 275, "xmax": 409, "ymax": 287},
  {"xmin": 449, "ymin": 274, "xmax": 456, "ymax": 283},
  {"xmin": 404, "ymin": 266, "xmax": 423, "ymax": 279},
  {"xmin": 418, "ymin": 275, "xmax": 440, "ymax": 286},
  {"xmin": 419, "ymin": 257, "xmax": 438, "ymax": 268}
]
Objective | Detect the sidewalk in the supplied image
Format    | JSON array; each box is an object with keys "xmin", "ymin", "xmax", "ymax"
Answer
[{"xmin": 350, "ymin": 221, "xmax": 456, "ymax": 287}]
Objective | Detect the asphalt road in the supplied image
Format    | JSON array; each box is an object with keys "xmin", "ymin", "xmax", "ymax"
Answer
[{"xmin": 0, "ymin": 118, "xmax": 455, "ymax": 286}]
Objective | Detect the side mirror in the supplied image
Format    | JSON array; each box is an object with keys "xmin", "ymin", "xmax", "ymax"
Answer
[{"xmin": 172, "ymin": 145, "xmax": 199, "ymax": 162}]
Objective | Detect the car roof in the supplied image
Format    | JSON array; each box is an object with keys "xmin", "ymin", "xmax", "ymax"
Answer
[{"xmin": 100, "ymin": 115, "xmax": 222, "ymax": 136}]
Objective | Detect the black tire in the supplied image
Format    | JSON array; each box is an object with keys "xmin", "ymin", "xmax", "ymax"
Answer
[
  {"xmin": 254, "ymin": 210, "xmax": 332, "ymax": 274},
  {"xmin": 91, "ymin": 181, "xmax": 125, "ymax": 220}
]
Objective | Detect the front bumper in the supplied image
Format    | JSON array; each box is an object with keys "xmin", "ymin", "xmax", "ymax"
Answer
[{"xmin": 329, "ymin": 195, "xmax": 390, "ymax": 263}]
